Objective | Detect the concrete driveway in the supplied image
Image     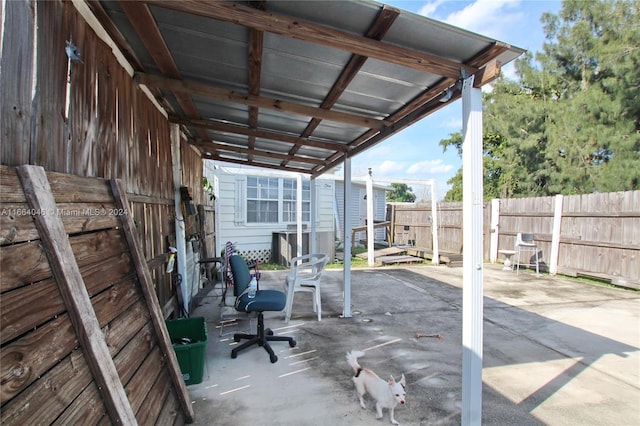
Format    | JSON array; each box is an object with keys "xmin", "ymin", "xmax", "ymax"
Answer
[{"xmin": 187, "ymin": 263, "xmax": 639, "ymax": 425}]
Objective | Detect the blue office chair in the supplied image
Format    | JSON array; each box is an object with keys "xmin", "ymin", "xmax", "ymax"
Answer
[{"xmin": 229, "ymin": 254, "xmax": 296, "ymax": 363}]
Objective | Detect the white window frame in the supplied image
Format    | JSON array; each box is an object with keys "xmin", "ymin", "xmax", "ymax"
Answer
[
  {"xmin": 246, "ymin": 176, "xmax": 279, "ymax": 224},
  {"xmin": 244, "ymin": 175, "xmax": 312, "ymax": 224},
  {"xmin": 282, "ymin": 178, "xmax": 310, "ymax": 223}
]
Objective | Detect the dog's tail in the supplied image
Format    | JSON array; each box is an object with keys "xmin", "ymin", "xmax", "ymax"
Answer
[{"xmin": 346, "ymin": 350, "xmax": 365, "ymax": 374}]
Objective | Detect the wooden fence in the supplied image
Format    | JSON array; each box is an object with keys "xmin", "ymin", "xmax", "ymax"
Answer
[
  {"xmin": 0, "ymin": 165, "xmax": 194, "ymax": 424},
  {"xmin": 388, "ymin": 190, "xmax": 640, "ymax": 288},
  {"xmin": 1, "ymin": 0, "xmax": 213, "ymax": 313}
]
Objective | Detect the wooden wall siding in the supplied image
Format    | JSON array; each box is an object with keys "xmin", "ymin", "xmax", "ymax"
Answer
[
  {"xmin": 128, "ymin": 197, "xmax": 176, "ymax": 310},
  {"xmin": 388, "ymin": 190, "xmax": 639, "ymax": 287},
  {"xmin": 181, "ymin": 143, "xmax": 206, "ymax": 206},
  {"xmin": 199, "ymin": 204, "xmax": 217, "ymax": 261},
  {"xmin": 1, "ymin": 1, "xmax": 211, "ymax": 310},
  {"xmin": 3, "ymin": 0, "xmax": 176, "ymax": 192},
  {"xmin": 1, "ymin": 0, "xmax": 35, "ymax": 166},
  {"xmin": 0, "ymin": 165, "xmax": 193, "ymax": 424}
]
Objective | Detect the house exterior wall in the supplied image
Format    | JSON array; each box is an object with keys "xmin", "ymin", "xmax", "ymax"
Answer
[
  {"xmin": 335, "ymin": 180, "xmax": 389, "ymax": 244},
  {"xmin": 206, "ymin": 163, "xmax": 335, "ymax": 262}
]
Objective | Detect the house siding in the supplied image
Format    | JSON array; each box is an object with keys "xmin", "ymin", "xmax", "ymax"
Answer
[
  {"xmin": 335, "ymin": 180, "xmax": 389, "ymax": 245},
  {"xmin": 208, "ymin": 164, "xmax": 335, "ymax": 262}
]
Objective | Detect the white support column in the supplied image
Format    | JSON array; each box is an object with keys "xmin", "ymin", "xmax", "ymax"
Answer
[
  {"xmin": 490, "ymin": 199, "xmax": 500, "ymax": 263},
  {"xmin": 342, "ymin": 157, "xmax": 353, "ymax": 318},
  {"xmin": 170, "ymin": 124, "xmax": 189, "ymax": 316},
  {"xmin": 310, "ymin": 177, "xmax": 317, "ymax": 253},
  {"xmin": 366, "ymin": 168, "xmax": 375, "ymax": 267},
  {"xmin": 213, "ymin": 173, "xmax": 221, "ymax": 260},
  {"xmin": 430, "ymin": 180, "xmax": 440, "ymax": 264},
  {"xmin": 461, "ymin": 75, "xmax": 484, "ymax": 426},
  {"xmin": 550, "ymin": 194, "xmax": 563, "ymax": 275},
  {"xmin": 296, "ymin": 174, "xmax": 303, "ymax": 258}
]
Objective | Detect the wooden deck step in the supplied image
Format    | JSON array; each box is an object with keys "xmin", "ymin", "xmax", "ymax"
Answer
[
  {"xmin": 356, "ymin": 246, "xmax": 406, "ymax": 259},
  {"xmin": 405, "ymin": 247, "xmax": 463, "ymax": 267},
  {"xmin": 378, "ymin": 255, "xmax": 424, "ymax": 265}
]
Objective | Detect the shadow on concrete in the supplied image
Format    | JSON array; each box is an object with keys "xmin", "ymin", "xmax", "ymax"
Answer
[{"xmin": 188, "ymin": 265, "xmax": 640, "ymax": 425}]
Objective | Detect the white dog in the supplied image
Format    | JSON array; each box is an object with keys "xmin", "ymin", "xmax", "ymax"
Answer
[{"xmin": 346, "ymin": 350, "xmax": 406, "ymax": 425}]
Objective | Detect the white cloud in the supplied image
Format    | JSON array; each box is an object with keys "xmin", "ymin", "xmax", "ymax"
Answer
[
  {"xmin": 418, "ymin": 0, "xmax": 524, "ymax": 40},
  {"xmin": 499, "ymin": 62, "xmax": 519, "ymax": 82},
  {"xmin": 445, "ymin": 0, "xmax": 523, "ymax": 39},
  {"xmin": 417, "ymin": 0, "xmax": 447, "ymax": 16},
  {"xmin": 406, "ymin": 159, "xmax": 454, "ymax": 174},
  {"xmin": 378, "ymin": 160, "xmax": 406, "ymax": 174},
  {"xmin": 442, "ymin": 117, "xmax": 462, "ymax": 129}
]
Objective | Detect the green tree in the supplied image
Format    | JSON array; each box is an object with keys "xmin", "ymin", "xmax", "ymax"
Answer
[
  {"xmin": 387, "ymin": 183, "xmax": 416, "ymax": 202},
  {"xmin": 538, "ymin": 0, "xmax": 640, "ymax": 193},
  {"xmin": 443, "ymin": 169, "xmax": 463, "ymax": 202},
  {"xmin": 442, "ymin": 0, "xmax": 639, "ymax": 201}
]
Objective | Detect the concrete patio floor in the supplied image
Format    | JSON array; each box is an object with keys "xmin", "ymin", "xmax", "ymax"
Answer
[{"xmin": 186, "ymin": 263, "xmax": 639, "ymax": 425}]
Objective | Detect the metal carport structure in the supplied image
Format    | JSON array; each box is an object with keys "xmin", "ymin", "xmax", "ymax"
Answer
[{"xmin": 80, "ymin": 1, "xmax": 524, "ymax": 423}]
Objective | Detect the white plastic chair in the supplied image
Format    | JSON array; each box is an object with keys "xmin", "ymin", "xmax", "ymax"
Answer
[
  {"xmin": 515, "ymin": 233, "xmax": 539, "ymax": 275},
  {"xmin": 284, "ymin": 253, "xmax": 329, "ymax": 323}
]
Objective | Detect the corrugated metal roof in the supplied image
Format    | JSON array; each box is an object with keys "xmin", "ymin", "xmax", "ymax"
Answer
[{"xmin": 92, "ymin": 0, "xmax": 524, "ymax": 177}]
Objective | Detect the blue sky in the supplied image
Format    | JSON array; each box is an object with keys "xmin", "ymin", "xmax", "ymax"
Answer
[{"xmin": 350, "ymin": 0, "xmax": 562, "ymax": 200}]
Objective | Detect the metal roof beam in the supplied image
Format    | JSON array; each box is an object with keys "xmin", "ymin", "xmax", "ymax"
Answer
[
  {"xmin": 149, "ymin": 0, "xmax": 478, "ymax": 78},
  {"xmin": 85, "ymin": 1, "xmax": 145, "ymax": 71},
  {"xmin": 314, "ymin": 44, "xmax": 508, "ymax": 175},
  {"xmin": 246, "ymin": 1, "xmax": 266, "ymax": 161},
  {"xmin": 119, "ymin": 1, "xmax": 208, "ymax": 141},
  {"xmin": 282, "ymin": 4, "xmax": 400, "ymax": 168},
  {"xmin": 191, "ymin": 141, "xmax": 325, "ymax": 166},
  {"xmin": 137, "ymin": 72, "xmax": 391, "ymax": 129},
  {"xmin": 315, "ymin": 79, "xmax": 454, "ymax": 176},
  {"xmin": 169, "ymin": 117, "xmax": 348, "ymax": 152},
  {"xmin": 200, "ymin": 154, "xmax": 312, "ymax": 175},
  {"xmin": 473, "ymin": 59, "xmax": 502, "ymax": 87}
]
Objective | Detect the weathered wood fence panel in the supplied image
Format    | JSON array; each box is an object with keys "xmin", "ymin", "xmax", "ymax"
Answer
[
  {"xmin": 389, "ymin": 190, "xmax": 639, "ymax": 288},
  {"xmin": 437, "ymin": 202, "xmax": 465, "ymax": 254},
  {"xmin": 1, "ymin": 0, "xmax": 213, "ymax": 312},
  {"xmin": 390, "ymin": 204, "xmax": 432, "ymax": 247},
  {"xmin": 0, "ymin": 165, "xmax": 194, "ymax": 424},
  {"xmin": 555, "ymin": 191, "xmax": 640, "ymax": 285},
  {"xmin": 498, "ymin": 195, "xmax": 556, "ymax": 270},
  {"xmin": 389, "ymin": 202, "xmax": 491, "ymax": 256},
  {"xmin": 0, "ymin": 0, "xmax": 35, "ymax": 166},
  {"xmin": 198, "ymin": 204, "xmax": 217, "ymax": 259}
]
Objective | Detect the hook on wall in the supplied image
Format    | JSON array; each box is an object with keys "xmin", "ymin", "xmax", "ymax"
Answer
[{"xmin": 65, "ymin": 40, "xmax": 84, "ymax": 63}]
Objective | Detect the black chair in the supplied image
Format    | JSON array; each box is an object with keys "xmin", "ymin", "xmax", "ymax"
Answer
[{"xmin": 229, "ymin": 254, "xmax": 296, "ymax": 363}]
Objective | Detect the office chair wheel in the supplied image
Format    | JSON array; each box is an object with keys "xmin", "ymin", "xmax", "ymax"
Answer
[
  {"xmin": 289, "ymin": 339, "xmax": 297, "ymax": 348},
  {"xmin": 270, "ymin": 354, "xmax": 278, "ymax": 363},
  {"xmin": 266, "ymin": 329, "xmax": 274, "ymax": 336},
  {"xmin": 231, "ymin": 351, "xmax": 237, "ymax": 359}
]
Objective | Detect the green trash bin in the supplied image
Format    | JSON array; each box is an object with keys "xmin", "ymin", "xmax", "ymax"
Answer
[{"xmin": 166, "ymin": 317, "xmax": 208, "ymax": 385}]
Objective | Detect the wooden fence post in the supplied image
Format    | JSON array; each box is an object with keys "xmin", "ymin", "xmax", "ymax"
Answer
[
  {"xmin": 550, "ymin": 194, "xmax": 564, "ymax": 275},
  {"xmin": 17, "ymin": 165, "xmax": 137, "ymax": 425},
  {"xmin": 389, "ymin": 203, "xmax": 396, "ymax": 245},
  {"xmin": 430, "ymin": 180, "xmax": 440, "ymax": 264},
  {"xmin": 490, "ymin": 199, "xmax": 500, "ymax": 263},
  {"xmin": 110, "ymin": 178, "xmax": 195, "ymax": 423}
]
